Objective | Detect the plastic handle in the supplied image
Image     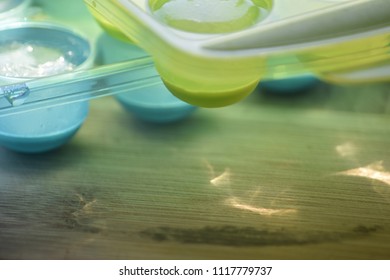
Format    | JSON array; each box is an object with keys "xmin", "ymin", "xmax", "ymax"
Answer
[
  {"xmin": 204, "ymin": 0, "xmax": 390, "ymax": 50},
  {"xmin": 0, "ymin": 56, "xmax": 161, "ymax": 117}
]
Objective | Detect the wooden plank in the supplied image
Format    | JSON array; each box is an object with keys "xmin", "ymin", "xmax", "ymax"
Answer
[{"xmin": 0, "ymin": 0, "xmax": 390, "ymax": 260}]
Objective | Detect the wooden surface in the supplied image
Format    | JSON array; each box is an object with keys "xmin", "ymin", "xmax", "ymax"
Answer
[{"xmin": 1, "ymin": 0, "xmax": 390, "ymax": 260}]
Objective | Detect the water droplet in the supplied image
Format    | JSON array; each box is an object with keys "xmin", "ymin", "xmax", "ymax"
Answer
[{"xmin": 0, "ymin": 83, "xmax": 30, "ymax": 106}]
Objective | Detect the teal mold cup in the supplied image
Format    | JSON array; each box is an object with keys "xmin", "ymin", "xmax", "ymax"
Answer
[
  {"xmin": 259, "ymin": 74, "xmax": 320, "ymax": 94},
  {"xmin": 98, "ymin": 33, "xmax": 197, "ymax": 124},
  {"xmin": 116, "ymin": 81, "xmax": 198, "ymax": 124},
  {"xmin": 0, "ymin": 22, "xmax": 94, "ymax": 153}
]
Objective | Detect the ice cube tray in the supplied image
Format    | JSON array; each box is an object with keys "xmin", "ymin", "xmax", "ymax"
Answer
[
  {"xmin": 0, "ymin": 21, "xmax": 94, "ymax": 153},
  {"xmin": 85, "ymin": 0, "xmax": 390, "ymax": 107}
]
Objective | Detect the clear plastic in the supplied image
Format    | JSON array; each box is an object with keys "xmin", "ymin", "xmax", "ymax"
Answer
[{"xmin": 0, "ymin": 57, "xmax": 160, "ymax": 117}]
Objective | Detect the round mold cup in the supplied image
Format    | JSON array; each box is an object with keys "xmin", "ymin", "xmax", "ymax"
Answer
[
  {"xmin": 0, "ymin": 0, "xmax": 31, "ymax": 22},
  {"xmin": 259, "ymin": 74, "xmax": 320, "ymax": 94},
  {"xmin": 116, "ymin": 82, "xmax": 197, "ymax": 124},
  {"xmin": 146, "ymin": 0, "xmax": 274, "ymax": 108},
  {"xmin": 0, "ymin": 22, "xmax": 94, "ymax": 153},
  {"xmin": 98, "ymin": 32, "xmax": 197, "ymax": 124}
]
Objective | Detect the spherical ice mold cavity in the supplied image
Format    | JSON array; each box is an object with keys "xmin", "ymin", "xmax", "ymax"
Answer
[
  {"xmin": 98, "ymin": 31, "xmax": 197, "ymax": 123},
  {"xmin": 259, "ymin": 74, "xmax": 320, "ymax": 94},
  {"xmin": 0, "ymin": 103, "xmax": 88, "ymax": 153},
  {"xmin": 85, "ymin": 0, "xmax": 390, "ymax": 107},
  {"xmin": 0, "ymin": 22, "xmax": 94, "ymax": 153},
  {"xmin": 116, "ymin": 80, "xmax": 197, "ymax": 123}
]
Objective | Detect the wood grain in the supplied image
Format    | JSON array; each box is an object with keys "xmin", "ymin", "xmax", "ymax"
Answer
[{"xmin": 1, "ymin": 0, "xmax": 390, "ymax": 260}]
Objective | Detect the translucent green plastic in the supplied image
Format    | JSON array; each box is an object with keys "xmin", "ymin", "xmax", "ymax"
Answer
[{"xmin": 85, "ymin": 0, "xmax": 390, "ymax": 107}]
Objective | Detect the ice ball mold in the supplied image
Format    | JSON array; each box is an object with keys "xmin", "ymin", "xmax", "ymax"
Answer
[
  {"xmin": 86, "ymin": 0, "xmax": 389, "ymax": 107},
  {"xmin": 0, "ymin": 22, "xmax": 94, "ymax": 153}
]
